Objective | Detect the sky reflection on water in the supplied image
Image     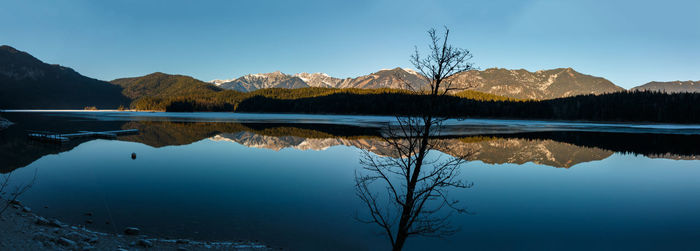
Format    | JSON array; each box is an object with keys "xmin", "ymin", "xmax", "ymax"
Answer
[{"xmin": 2, "ymin": 112, "xmax": 699, "ymax": 250}]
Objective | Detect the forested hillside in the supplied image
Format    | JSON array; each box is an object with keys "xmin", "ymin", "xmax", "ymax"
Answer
[
  {"xmin": 111, "ymin": 72, "xmax": 222, "ymax": 99},
  {"xmin": 128, "ymin": 87, "xmax": 522, "ymax": 111},
  {"xmin": 129, "ymin": 87, "xmax": 700, "ymax": 124}
]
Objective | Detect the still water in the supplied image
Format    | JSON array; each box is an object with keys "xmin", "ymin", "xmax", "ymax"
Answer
[{"xmin": 1, "ymin": 112, "xmax": 699, "ymax": 250}]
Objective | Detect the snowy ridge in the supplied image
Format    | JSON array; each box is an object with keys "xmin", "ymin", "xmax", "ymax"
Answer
[
  {"xmin": 208, "ymin": 67, "xmax": 624, "ymax": 99},
  {"xmin": 209, "ymin": 79, "xmax": 235, "ymax": 86}
]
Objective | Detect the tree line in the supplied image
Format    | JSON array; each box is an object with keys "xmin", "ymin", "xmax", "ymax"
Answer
[{"xmin": 128, "ymin": 87, "xmax": 700, "ymax": 124}]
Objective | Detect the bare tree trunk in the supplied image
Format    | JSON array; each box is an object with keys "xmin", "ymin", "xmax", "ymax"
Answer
[{"xmin": 393, "ymin": 232, "xmax": 409, "ymax": 251}]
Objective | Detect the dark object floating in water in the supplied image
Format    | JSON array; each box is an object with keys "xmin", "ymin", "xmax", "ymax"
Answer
[
  {"xmin": 124, "ymin": 227, "xmax": 141, "ymax": 235},
  {"xmin": 27, "ymin": 129, "xmax": 138, "ymax": 143},
  {"xmin": 131, "ymin": 152, "xmax": 136, "ymax": 160}
]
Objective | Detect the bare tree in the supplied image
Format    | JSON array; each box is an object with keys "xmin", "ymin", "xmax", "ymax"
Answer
[
  {"xmin": 355, "ymin": 27, "xmax": 475, "ymax": 251},
  {"xmin": 411, "ymin": 26, "xmax": 475, "ymax": 97}
]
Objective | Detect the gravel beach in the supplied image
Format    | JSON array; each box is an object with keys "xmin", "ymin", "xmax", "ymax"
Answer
[{"xmin": 0, "ymin": 201, "xmax": 269, "ymax": 251}]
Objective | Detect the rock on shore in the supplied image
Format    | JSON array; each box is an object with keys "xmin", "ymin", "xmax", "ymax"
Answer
[
  {"xmin": 0, "ymin": 116, "xmax": 12, "ymax": 130},
  {"xmin": 0, "ymin": 202, "xmax": 269, "ymax": 250}
]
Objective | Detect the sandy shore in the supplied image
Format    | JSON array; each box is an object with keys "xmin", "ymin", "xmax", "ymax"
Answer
[{"xmin": 0, "ymin": 201, "xmax": 269, "ymax": 250}]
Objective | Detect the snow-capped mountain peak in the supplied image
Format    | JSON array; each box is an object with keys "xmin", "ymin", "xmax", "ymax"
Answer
[
  {"xmin": 293, "ymin": 72, "xmax": 341, "ymax": 88},
  {"xmin": 210, "ymin": 79, "xmax": 235, "ymax": 86}
]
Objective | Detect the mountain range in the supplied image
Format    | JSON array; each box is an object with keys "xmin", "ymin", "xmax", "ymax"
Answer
[
  {"xmin": 214, "ymin": 71, "xmax": 308, "ymax": 92},
  {"xmin": 212, "ymin": 67, "xmax": 700, "ymax": 99},
  {"xmin": 211, "ymin": 68, "xmax": 427, "ymax": 92},
  {"xmin": 210, "ymin": 67, "xmax": 630, "ymax": 99},
  {"xmin": 1, "ymin": 44, "xmax": 698, "ymax": 109}
]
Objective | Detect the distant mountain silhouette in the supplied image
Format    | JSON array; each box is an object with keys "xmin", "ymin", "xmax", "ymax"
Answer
[
  {"xmin": 0, "ymin": 45, "xmax": 129, "ymax": 109},
  {"xmin": 631, "ymin": 80, "xmax": 699, "ymax": 93}
]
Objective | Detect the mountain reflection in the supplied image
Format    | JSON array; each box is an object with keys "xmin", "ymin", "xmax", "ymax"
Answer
[
  {"xmin": 1, "ymin": 112, "xmax": 699, "ymax": 173},
  {"xmin": 211, "ymin": 133, "xmax": 613, "ymax": 168}
]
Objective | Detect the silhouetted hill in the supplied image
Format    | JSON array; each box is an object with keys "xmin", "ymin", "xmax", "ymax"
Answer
[
  {"xmin": 631, "ymin": 80, "xmax": 699, "ymax": 93},
  {"xmin": 0, "ymin": 45, "xmax": 129, "ymax": 109}
]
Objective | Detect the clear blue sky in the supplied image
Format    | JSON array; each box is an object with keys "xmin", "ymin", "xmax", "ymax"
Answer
[{"xmin": 1, "ymin": 0, "xmax": 698, "ymax": 88}]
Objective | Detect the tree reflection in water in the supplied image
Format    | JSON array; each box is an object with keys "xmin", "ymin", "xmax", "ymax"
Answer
[
  {"xmin": 0, "ymin": 169, "xmax": 37, "ymax": 216},
  {"xmin": 355, "ymin": 116, "xmax": 474, "ymax": 250},
  {"xmin": 355, "ymin": 27, "xmax": 476, "ymax": 251}
]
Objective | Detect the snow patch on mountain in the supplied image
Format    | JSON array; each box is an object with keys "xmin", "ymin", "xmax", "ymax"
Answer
[
  {"xmin": 402, "ymin": 68, "xmax": 420, "ymax": 76},
  {"xmin": 293, "ymin": 72, "xmax": 340, "ymax": 88},
  {"xmin": 210, "ymin": 79, "xmax": 235, "ymax": 86}
]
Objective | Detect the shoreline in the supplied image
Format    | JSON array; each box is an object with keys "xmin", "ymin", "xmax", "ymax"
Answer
[
  {"xmin": 3, "ymin": 109, "xmax": 700, "ymax": 126},
  {"xmin": 3, "ymin": 110, "xmax": 700, "ymax": 136},
  {"xmin": 0, "ymin": 200, "xmax": 269, "ymax": 250}
]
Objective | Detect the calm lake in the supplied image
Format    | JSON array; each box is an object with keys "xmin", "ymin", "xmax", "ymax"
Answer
[{"xmin": 1, "ymin": 111, "xmax": 700, "ymax": 250}]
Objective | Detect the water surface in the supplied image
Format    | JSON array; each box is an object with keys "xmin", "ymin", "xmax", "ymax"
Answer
[{"xmin": 1, "ymin": 112, "xmax": 699, "ymax": 250}]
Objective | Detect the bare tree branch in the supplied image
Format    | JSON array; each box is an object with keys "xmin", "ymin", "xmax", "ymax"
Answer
[{"xmin": 0, "ymin": 169, "xmax": 37, "ymax": 216}]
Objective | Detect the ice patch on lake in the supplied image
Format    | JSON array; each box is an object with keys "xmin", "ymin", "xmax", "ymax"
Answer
[{"xmin": 5, "ymin": 110, "xmax": 700, "ymax": 135}]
